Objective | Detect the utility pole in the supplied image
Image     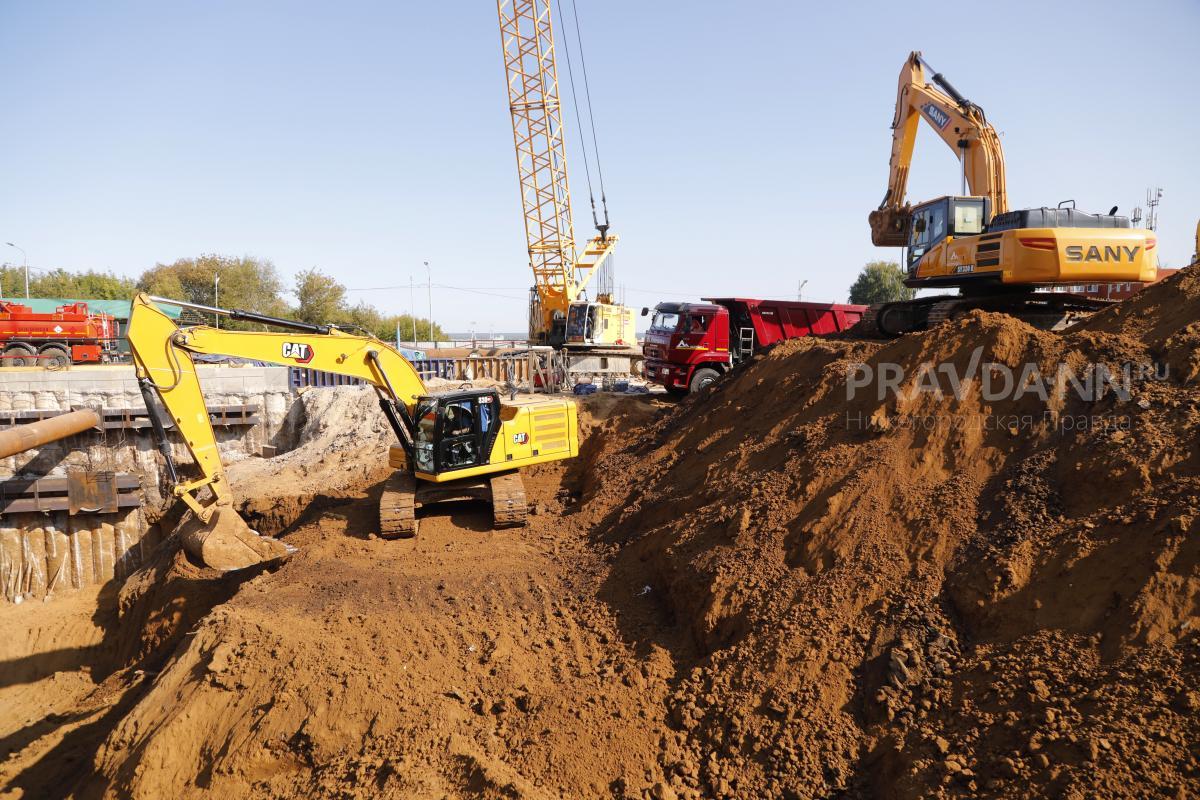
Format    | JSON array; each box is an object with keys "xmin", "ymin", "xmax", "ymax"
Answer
[
  {"xmin": 425, "ymin": 260, "xmax": 433, "ymax": 349},
  {"xmin": 409, "ymin": 275, "xmax": 416, "ymax": 346},
  {"xmin": 214, "ymin": 271, "xmax": 221, "ymax": 328},
  {"xmin": 1145, "ymin": 187, "xmax": 1163, "ymax": 231},
  {"xmin": 5, "ymin": 243, "xmax": 28, "ymax": 299}
]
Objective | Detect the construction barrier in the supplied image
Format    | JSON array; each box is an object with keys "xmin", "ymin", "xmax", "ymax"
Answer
[{"xmin": 292, "ymin": 357, "xmax": 532, "ymax": 389}]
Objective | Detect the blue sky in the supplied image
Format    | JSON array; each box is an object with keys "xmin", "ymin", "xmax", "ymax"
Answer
[{"xmin": 1, "ymin": 0, "xmax": 1197, "ymax": 331}]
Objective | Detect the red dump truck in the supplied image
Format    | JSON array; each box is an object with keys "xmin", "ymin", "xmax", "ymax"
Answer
[
  {"xmin": 0, "ymin": 301, "xmax": 120, "ymax": 366},
  {"xmin": 641, "ymin": 297, "xmax": 866, "ymax": 395}
]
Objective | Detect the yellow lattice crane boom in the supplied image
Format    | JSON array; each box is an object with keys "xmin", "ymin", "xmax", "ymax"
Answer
[{"xmin": 496, "ymin": 0, "xmax": 635, "ymax": 349}]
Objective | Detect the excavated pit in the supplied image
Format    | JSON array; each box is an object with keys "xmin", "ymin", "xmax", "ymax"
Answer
[{"xmin": 2, "ymin": 269, "xmax": 1199, "ymax": 799}]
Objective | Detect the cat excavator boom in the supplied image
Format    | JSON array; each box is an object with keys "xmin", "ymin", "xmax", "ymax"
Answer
[{"xmin": 127, "ymin": 293, "xmax": 579, "ymax": 570}]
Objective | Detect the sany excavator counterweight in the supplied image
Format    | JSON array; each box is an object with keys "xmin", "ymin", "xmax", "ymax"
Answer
[
  {"xmin": 128, "ymin": 293, "xmax": 579, "ymax": 571},
  {"xmin": 863, "ymin": 52, "xmax": 1158, "ymax": 337},
  {"xmin": 496, "ymin": 0, "xmax": 636, "ymax": 351}
]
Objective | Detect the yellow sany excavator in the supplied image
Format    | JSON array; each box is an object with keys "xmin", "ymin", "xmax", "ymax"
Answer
[
  {"xmin": 864, "ymin": 51, "xmax": 1159, "ymax": 336},
  {"xmin": 496, "ymin": 0, "xmax": 636, "ymax": 351},
  {"xmin": 127, "ymin": 293, "xmax": 578, "ymax": 571}
]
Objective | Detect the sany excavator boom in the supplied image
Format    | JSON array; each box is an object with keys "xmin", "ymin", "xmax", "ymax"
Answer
[
  {"xmin": 869, "ymin": 51, "xmax": 1007, "ymax": 247},
  {"xmin": 862, "ymin": 51, "xmax": 1158, "ymax": 337},
  {"xmin": 128, "ymin": 293, "xmax": 579, "ymax": 570}
]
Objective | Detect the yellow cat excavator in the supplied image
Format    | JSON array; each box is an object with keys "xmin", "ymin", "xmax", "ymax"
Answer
[
  {"xmin": 864, "ymin": 51, "xmax": 1158, "ymax": 336},
  {"xmin": 127, "ymin": 293, "xmax": 578, "ymax": 571}
]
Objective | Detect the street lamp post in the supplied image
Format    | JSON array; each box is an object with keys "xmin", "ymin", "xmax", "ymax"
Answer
[
  {"xmin": 5, "ymin": 243, "xmax": 28, "ymax": 299},
  {"xmin": 214, "ymin": 272, "xmax": 221, "ymax": 328},
  {"xmin": 797, "ymin": 279, "xmax": 808, "ymax": 301},
  {"xmin": 409, "ymin": 275, "xmax": 416, "ymax": 346},
  {"xmin": 424, "ymin": 261, "xmax": 433, "ymax": 349}
]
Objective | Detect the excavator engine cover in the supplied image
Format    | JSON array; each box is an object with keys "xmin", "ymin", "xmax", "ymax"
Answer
[{"xmin": 177, "ymin": 506, "xmax": 293, "ymax": 571}]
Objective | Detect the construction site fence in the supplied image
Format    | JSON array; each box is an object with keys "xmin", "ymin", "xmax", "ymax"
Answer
[{"xmin": 289, "ymin": 356, "xmax": 532, "ymax": 390}]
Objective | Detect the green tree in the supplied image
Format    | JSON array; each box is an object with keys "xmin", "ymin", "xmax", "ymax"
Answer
[
  {"xmin": 293, "ymin": 269, "xmax": 445, "ymax": 341},
  {"xmin": 31, "ymin": 269, "xmax": 138, "ymax": 299},
  {"xmin": 294, "ymin": 268, "xmax": 347, "ymax": 324},
  {"xmin": 848, "ymin": 260, "xmax": 915, "ymax": 305},
  {"xmin": 0, "ymin": 266, "xmax": 136, "ymax": 300},
  {"xmin": 383, "ymin": 314, "xmax": 445, "ymax": 343},
  {"xmin": 138, "ymin": 254, "xmax": 287, "ymax": 328},
  {"xmin": 0, "ymin": 266, "xmax": 29, "ymax": 299}
]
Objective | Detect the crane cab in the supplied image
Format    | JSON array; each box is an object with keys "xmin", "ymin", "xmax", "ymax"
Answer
[{"xmin": 564, "ymin": 301, "xmax": 636, "ymax": 348}]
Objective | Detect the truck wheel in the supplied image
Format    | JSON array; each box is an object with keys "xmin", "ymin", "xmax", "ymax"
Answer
[
  {"xmin": 3, "ymin": 343, "xmax": 36, "ymax": 367},
  {"xmin": 689, "ymin": 367, "xmax": 721, "ymax": 393},
  {"xmin": 39, "ymin": 345, "xmax": 71, "ymax": 368}
]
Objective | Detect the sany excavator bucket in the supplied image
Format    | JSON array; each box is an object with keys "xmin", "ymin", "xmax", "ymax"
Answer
[{"xmin": 177, "ymin": 506, "xmax": 294, "ymax": 571}]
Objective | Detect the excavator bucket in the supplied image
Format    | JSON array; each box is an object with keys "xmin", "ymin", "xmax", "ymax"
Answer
[
  {"xmin": 177, "ymin": 507, "xmax": 293, "ymax": 571},
  {"xmin": 869, "ymin": 207, "xmax": 912, "ymax": 247}
]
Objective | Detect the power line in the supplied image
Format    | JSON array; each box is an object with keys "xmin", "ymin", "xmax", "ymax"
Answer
[
  {"xmin": 554, "ymin": 0, "xmax": 595, "ymax": 207},
  {"xmin": 567, "ymin": 0, "xmax": 607, "ymax": 204},
  {"xmin": 348, "ymin": 282, "xmax": 833, "ymax": 303},
  {"xmin": 347, "ymin": 283, "xmax": 526, "ymax": 301}
]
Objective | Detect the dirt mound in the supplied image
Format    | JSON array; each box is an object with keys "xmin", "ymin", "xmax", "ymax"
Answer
[
  {"xmin": 227, "ymin": 386, "xmax": 395, "ymax": 535},
  {"xmin": 4, "ymin": 276, "xmax": 1196, "ymax": 800},
  {"xmin": 578, "ymin": 290, "xmax": 1199, "ymax": 797},
  {"xmin": 1076, "ymin": 263, "xmax": 1200, "ymax": 383}
]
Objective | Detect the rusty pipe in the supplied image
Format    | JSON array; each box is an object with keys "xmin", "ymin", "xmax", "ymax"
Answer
[{"xmin": 0, "ymin": 409, "xmax": 101, "ymax": 458}]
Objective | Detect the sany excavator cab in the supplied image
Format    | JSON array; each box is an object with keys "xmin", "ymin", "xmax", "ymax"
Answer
[{"xmin": 905, "ymin": 196, "xmax": 989, "ymax": 273}]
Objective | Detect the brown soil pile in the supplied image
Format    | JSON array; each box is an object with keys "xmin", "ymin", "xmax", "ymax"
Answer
[
  {"xmin": 579, "ymin": 265, "xmax": 1200, "ymax": 798},
  {"xmin": 2, "ymin": 270, "xmax": 1197, "ymax": 799},
  {"xmin": 1, "ymin": 394, "xmax": 680, "ymax": 800},
  {"xmin": 227, "ymin": 386, "xmax": 396, "ymax": 535}
]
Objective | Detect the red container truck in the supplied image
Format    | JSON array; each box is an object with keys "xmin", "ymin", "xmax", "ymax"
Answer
[
  {"xmin": 0, "ymin": 301, "xmax": 120, "ymax": 367},
  {"xmin": 641, "ymin": 297, "xmax": 866, "ymax": 395}
]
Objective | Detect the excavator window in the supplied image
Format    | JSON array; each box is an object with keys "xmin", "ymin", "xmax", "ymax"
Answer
[
  {"xmin": 412, "ymin": 392, "xmax": 503, "ymax": 474},
  {"xmin": 954, "ymin": 202, "xmax": 985, "ymax": 234},
  {"xmin": 441, "ymin": 400, "xmax": 479, "ymax": 469}
]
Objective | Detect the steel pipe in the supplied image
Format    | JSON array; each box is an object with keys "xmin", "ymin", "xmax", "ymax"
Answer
[{"xmin": 0, "ymin": 409, "xmax": 101, "ymax": 458}]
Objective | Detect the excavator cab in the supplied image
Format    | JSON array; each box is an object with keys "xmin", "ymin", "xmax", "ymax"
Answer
[
  {"xmin": 412, "ymin": 389, "xmax": 502, "ymax": 474},
  {"xmin": 906, "ymin": 195, "xmax": 988, "ymax": 273}
]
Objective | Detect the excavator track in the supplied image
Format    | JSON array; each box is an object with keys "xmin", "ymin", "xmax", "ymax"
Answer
[
  {"xmin": 854, "ymin": 304, "xmax": 884, "ymax": 338},
  {"xmin": 489, "ymin": 471, "xmax": 528, "ymax": 529},
  {"xmin": 924, "ymin": 293, "xmax": 1111, "ymax": 332},
  {"xmin": 379, "ymin": 472, "xmax": 417, "ymax": 539}
]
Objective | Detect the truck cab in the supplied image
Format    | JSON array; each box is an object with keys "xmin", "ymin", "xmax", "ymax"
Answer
[{"xmin": 641, "ymin": 302, "xmax": 731, "ymax": 395}]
